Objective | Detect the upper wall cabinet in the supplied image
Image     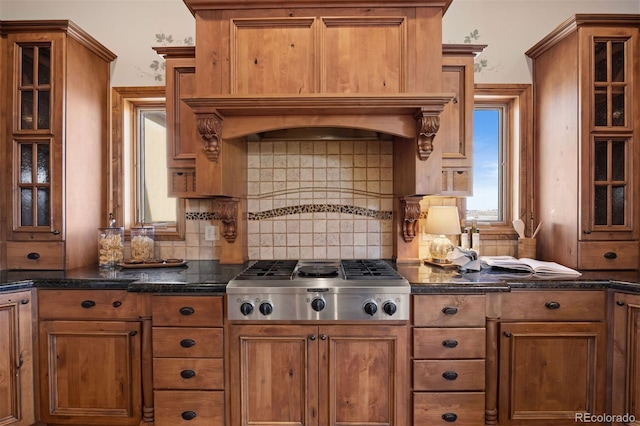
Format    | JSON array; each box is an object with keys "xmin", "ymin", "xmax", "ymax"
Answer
[
  {"xmin": 527, "ymin": 14, "xmax": 640, "ymax": 270},
  {"xmin": 1, "ymin": 20, "xmax": 116, "ymax": 270},
  {"xmin": 184, "ymin": 0, "xmax": 450, "ymax": 96},
  {"xmin": 440, "ymin": 44, "xmax": 485, "ymax": 196},
  {"xmin": 153, "ymin": 46, "xmax": 204, "ymax": 198}
]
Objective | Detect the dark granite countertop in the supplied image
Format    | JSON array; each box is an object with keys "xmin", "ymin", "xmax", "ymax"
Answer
[{"xmin": 1, "ymin": 260, "xmax": 639, "ymax": 295}]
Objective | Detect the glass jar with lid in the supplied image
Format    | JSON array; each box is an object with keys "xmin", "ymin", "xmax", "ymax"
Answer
[
  {"xmin": 98, "ymin": 227, "xmax": 124, "ymax": 267},
  {"xmin": 130, "ymin": 226, "xmax": 155, "ymax": 261}
]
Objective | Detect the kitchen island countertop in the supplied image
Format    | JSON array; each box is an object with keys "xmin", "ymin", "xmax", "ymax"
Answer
[{"xmin": 1, "ymin": 260, "xmax": 639, "ymax": 294}]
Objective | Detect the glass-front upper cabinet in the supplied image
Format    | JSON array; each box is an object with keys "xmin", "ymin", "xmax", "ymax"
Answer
[
  {"xmin": 583, "ymin": 25, "xmax": 639, "ymax": 241},
  {"xmin": 12, "ymin": 42, "xmax": 56, "ymax": 235},
  {"xmin": 592, "ymin": 35, "xmax": 633, "ymax": 130},
  {"xmin": 18, "ymin": 43, "xmax": 52, "ymax": 131}
]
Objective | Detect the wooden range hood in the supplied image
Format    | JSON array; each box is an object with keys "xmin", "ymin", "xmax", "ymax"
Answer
[
  {"xmin": 184, "ymin": 93, "xmax": 453, "ymax": 162},
  {"xmin": 181, "ymin": 0, "xmax": 454, "ymax": 263}
]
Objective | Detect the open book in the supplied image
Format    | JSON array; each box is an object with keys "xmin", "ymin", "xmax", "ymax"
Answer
[{"xmin": 479, "ymin": 256, "xmax": 582, "ymax": 277}]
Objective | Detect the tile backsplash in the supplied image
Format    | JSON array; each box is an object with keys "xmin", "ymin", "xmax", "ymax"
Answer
[
  {"xmin": 148, "ymin": 139, "xmax": 516, "ymax": 261},
  {"xmin": 246, "ymin": 140, "xmax": 394, "ymax": 260}
]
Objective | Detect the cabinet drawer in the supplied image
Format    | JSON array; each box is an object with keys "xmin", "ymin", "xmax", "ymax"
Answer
[
  {"xmin": 152, "ymin": 296, "xmax": 223, "ymax": 327},
  {"xmin": 154, "ymin": 390, "xmax": 224, "ymax": 426},
  {"xmin": 579, "ymin": 241, "xmax": 639, "ymax": 270},
  {"xmin": 413, "ymin": 359, "xmax": 485, "ymax": 391},
  {"xmin": 153, "ymin": 358, "xmax": 223, "ymax": 390},
  {"xmin": 153, "ymin": 327, "xmax": 223, "ymax": 358},
  {"xmin": 500, "ymin": 290, "xmax": 605, "ymax": 321},
  {"xmin": 413, "ymin": 328, "xmax": 485, "ymax": 359},
  {"xmin": 413, "ymin": 295, "xmax": 486, "ymax": 327},
  {"xmin": 6, "ymin": 241, "xmax": 64, "ymax": 270},
  {"xmin": 38, "ymin": 289, "xmax": 138, "ymax": 320},
  {"xmin": 413, "ymin": 392, "xmax": 485, "ymax": 426}
]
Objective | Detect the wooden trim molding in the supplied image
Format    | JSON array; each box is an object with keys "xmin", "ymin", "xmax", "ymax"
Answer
[
  {"xmin": 400, "ymin": 196, "xmax": 423, "ymax": 243},
  {"xmin": 217, "ymin": 198, "xmax": 239, "ymax": 243}
]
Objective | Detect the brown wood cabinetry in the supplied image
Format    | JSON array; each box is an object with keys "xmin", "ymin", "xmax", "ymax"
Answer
[
  {"xmin": 440, "ymin": 44, "xmax": 485, "ymax": 196},
  {"xmin": 527, "ymin": 15, "xmax": 640, "ymax": 270},
  {"xmin": 152, "ymin": 295, "xmax": 225, "ymax": 426},
  {"xmin": 412, "ymin": 294, "xmax": 487, "ymax": 426},
  {"xmin": 153, "ymin": 46, "xmax": 204, "ymax": 198},
  {"xmin": 228, "ymin": 323, "xmax": 408, "ymax": 425},
  {"xmin": 1, "ymin": 21, "xmax": 116, "ymax": 270},
  {"xmin": 0, "ymin": 290, "xmax": 35, "ymax": 426},
  {"xmin": 497, "ymin": 290, "xmax": 607, "ymax": 425},
  {"xmin": 37, "ymin": 289, "xmax": 142, "ymax": 425},
  {"xmin": 611, "ymin": 291, "xmax": 640, "ymax": 424}
]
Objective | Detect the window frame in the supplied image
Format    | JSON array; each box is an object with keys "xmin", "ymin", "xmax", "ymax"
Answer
[
  {"xmin": 110, "ymin": 86, "xmax": 185, "ymax": 241},
  {"xmin": 465, "ymin": 84, "xmax": 534, "ymax": 238}
]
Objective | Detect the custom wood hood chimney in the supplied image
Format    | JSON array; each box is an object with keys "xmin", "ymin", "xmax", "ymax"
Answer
[{"xmin": 182, "ymin": 0, "xmax": 455, "ymax": 264}]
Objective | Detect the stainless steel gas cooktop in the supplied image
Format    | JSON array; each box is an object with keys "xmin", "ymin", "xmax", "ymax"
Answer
[{"xmin": 226, "ymin": 259, "xmax": 410, "ymax": 321}]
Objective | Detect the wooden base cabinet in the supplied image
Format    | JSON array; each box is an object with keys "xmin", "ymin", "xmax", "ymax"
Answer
[
  {"xmin": 228, "ymin": 323, "xmax": 408, "ymax": 426},
  {"xmin": 37, "ymin": 290, "xmax": 142, "ymax": 425},
  {"xmin": 497, "ymin": 290, "xmax": 607, "ymax": 425},
  {"xmin": 0, "ymin": 290, "xmax": 35, "ymax": 426},
  {"xmin": 151, "ymin": 296, "xmax": 225, "ymax": 426},
  {"xmin": 412, "ymin": 295, "xmax": 487, "ymax": 426},
  {"xmin": 611, "ymin": 291, "xmax": 640, "ymax": 425}
]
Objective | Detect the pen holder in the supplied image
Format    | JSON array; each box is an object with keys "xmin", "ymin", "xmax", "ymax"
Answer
[{"xmin": 518, "ymin": 238, "xmax": 537, "ymax": 259}]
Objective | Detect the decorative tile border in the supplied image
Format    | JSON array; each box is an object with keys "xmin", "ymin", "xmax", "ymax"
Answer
[
  {"xmin": 186, "ymin": 204, "xmax": 393, "ymax": 221},
  {"xmin": 248, "ymin": 204, "xmax": 393, "ymax": 220},
  {"xmin": 186, "ymin": 212, "xmax": 220, "ymax": 221}
]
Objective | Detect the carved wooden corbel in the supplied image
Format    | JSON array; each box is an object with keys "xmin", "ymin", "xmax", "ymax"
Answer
[
  {"xmin": 415, "ymin": 111, "xmax": 441, "ymax": 161},
  {"xmin": 196, "ymin": 114, "xmax": 223, "ymax": 162},
  {"xmin": 400, "ymin": 196, "xmax": 423, "ymax": 243},
  {"xmin": 217, "ymin": 198, "xmax": 239, "ymax": 243}
]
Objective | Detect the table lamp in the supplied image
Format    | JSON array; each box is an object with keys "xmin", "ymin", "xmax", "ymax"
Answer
[{"xmin": 425, "ymin": 206, "xmax": 461, "ymax": 263}]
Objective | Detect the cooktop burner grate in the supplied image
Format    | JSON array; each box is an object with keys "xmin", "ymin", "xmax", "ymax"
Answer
[
  {"xmin": 235, "ymin": 259, "xmax": 297, "ymax": 280},
  {"xmin": 341, "ymin": 259, "xmax": 403, "ymax": 280}
]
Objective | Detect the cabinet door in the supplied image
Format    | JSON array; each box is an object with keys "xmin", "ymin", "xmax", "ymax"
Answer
[
  {"xmin": 580, "ymin": 27, "xmax": 640, "ymax": 242},
  {"xmin": 498, "ymin": 322, "xmax": 606, "ymax": 425},
  {"xmin": 319, "ymin": 325, "xmax": 408, "ymax": 426},
  {"xmin": 0, "ymin": 291, "xmax": 35, "ymax": 426},
  {"xmin": 39, "ymin": 320, "xmax": 142, "ymax": 425},
  {"xmin": 228, "ymin": 324, "xmax": 319, "ymax": 426},
  {"xmin": 611, "ymin": 292, "xmax": 640, "ymax": 423},
  {"xmin": 439, "ymin": 52, "xmax": 475, "ymax": 196},
  {"xmin": 7, "ymin": 37, "xmax": 63, "ymax": 242}
]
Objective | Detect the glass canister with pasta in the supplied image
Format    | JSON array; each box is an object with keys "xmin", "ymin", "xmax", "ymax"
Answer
[
  {"xmin": 98, "ymin": 227, "xmax": 124, "ymax": 267},
  {"xmin": 130, "ymin": 226, "xmax": 155, "ymax": 261}
]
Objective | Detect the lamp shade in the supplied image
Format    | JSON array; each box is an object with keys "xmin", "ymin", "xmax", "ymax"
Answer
[{"xmin": 425, "ymin": 206, "xmax": 461, "ymax": 236}]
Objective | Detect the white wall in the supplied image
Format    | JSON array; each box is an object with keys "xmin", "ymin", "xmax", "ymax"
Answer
[
  {"xmin": 1, "ymin": 0, "xmax": 638, "ymax": 86},
  {"xmin": 443, "ymin": 0, "xmax": 640, "ymax": 83}
]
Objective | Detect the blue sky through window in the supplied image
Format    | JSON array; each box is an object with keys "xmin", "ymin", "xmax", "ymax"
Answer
[{"xmin": 467, "ymin": 108, "xmax": 500, "ymax": 220}]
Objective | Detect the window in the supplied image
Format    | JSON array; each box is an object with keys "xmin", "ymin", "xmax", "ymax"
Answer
[
  {"xmin": 467, "ymin": 84, "xmax": 533, "ymax": 235},
  {"xmin": 467, "ymin": 106, "xmax": 504, "ymax": 221},
  {"xmin": 111, "ymin": 87, "xmax": 185, "ymax": 240}
]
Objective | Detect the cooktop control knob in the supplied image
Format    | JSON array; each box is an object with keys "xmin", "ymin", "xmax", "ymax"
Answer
[
  {"xmin": 259, "ymin": 301, "xmax": 273, "ymax": 316},
  {"xmin": 311, "ymin": 297, "xmax": 326, "ymax": 312},
  {"xmin": 363, "ymin": 301, "xmax": 378, "ymax": 316},
  {"xmin": 239, "ymin": 301, "xmax": 254, "ymax": 316},
  {"xmin": 383, "ymin": 301, "xmax": 397, "ymax": 316}
]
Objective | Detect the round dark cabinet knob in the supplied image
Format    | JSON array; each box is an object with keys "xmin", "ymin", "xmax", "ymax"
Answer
[
  {"xmin": 180, "ymin": 369, "xmax": 196, "ymax": 379},
  {"xmin": 181, "ymin": 411, "xmax": 197, "ymax": 420},
  {"xmin": 363, "ymin": 301, "xmax": 378, "ymax": 316},
  {"xmin": 240, "ymin": 302, "xmax": 254, "ymax": 316},
  {"xmin": 311, "ymin": 298, "xmax": 326, "ymax": 312},
  {"xmin": 442, "ymin": 412, "xmax": 458, "ymax": 422},
  {"xmin": 259, "ymin": 302, "xmax": 273, "ymax": 316}
]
